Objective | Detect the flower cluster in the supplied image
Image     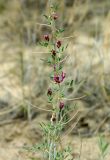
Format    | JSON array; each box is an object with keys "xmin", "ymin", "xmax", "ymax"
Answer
[
  {"xmin": 54, "ymin": 72, "xmax": 66, "ymax": 83},
  {"xmin": 42, "ymin": 10, "xmax": 66, "ymax": 113}
]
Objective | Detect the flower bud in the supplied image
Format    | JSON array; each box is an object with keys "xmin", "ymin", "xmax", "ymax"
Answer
[
  {"xmin": 56, "ymin": 40, "xmax": 61, "ymax": 48},
  {"xmin": 44, "ymin": 34, "xmax": 49, "ymax": 41},
  {"xmin": 54, "ymin": 75, "xmax": 60, "ymax": 83},
  {"xmin": 47, "ymin": 88, "xmax": 52, "ymax": 96},
  {"xmin": 59, "ymin": 102, "xmax": 64, "ymax": 110},
  {"xmin": 51, "ymin": 49, "xmax": 56, "ymax": 56},
  {"xmin": 52, "ymin": 13, "xmax": 58, "ymax": 20}
]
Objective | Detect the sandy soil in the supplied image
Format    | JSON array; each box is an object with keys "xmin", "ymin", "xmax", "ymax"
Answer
[{"xmin": 0, "ymin": 120, "xmax": 110, "ymax": 160}]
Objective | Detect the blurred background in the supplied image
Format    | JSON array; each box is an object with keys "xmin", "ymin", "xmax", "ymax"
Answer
[{"xmin": 0, "ymin": 0, "xmax": 110, "ymax": 159}]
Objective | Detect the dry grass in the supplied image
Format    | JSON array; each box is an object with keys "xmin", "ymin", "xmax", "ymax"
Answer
[{"xmin": 0, "ymin": 0, "xmax": 110, "ymax": 159}]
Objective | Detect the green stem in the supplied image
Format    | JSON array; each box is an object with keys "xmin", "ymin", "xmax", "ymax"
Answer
[
  {"xmin": 53, "ymin": 143, "xmax": 56, "ymax": 160},
  {"xmin": 49, "ymin": 141, "xmax": 53, "ymax": 160}
]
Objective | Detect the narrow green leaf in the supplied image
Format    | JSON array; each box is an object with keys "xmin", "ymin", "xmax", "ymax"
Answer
[
  {"xmin": 70, "ymin": 80, "xmax": 73, "ymax": 86},
  {"xmin": 43, "ymin": 14, "xmax": 48, "ymax": 20}
]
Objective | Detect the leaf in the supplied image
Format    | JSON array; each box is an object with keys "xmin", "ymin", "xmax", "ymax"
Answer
[
  {"xmin": 51, "ymin": 3, "xmax": 59, "ymax": 11},
  {"xmin": 48, "ymin": 96, "xmax": 53, "ymax": 102},
  {"xmin": 61, "ymin": 46, "xmax": 64, "ymax": 52},
  {"xmin": 43, "ymin": 14, "xmax": 48, "ymax": 20},
  {"xmin": 39, "ymin": 41, "xmax": 48, "ymax": 47},
  {"xmin": 98, "ymin": 135, "xmax": 109, "ymax": 157},
  {"xmin": 47, "ymin": 57, "xmax": 52, "ymax": 64},
  {"xmin": 70, "ymin": 80, "xmax": 74, "ymax": 86},
  {"xmin": 56, "ymin": 28, "xmax": 65, "ymax": 36},
  {"xmin": 44, "ymin": 42, "xmax": 49, "ymax": 47},
  {"xmin": 49, "ymin": 72, "xmax": 54, "ymax": 79},
  {"xmin": 103, "ymin": 143, "xmax": 109, "ymax": 153},
  {"xmin": 59, "ymin": 28, "xmax": 65, "ymax": 33}
]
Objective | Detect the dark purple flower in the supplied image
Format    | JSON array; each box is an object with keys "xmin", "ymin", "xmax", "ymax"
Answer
[
  {"xmin": 52, "ymin": 13, "xmax": 58, "ymax": 20},
  {"xmin": 54, "ymin": 75, "xmax": 60, "ymax": 83},
  {"xmin": 59, "ymin": 102, "xmax": 64, "ymax": 110},
  {"xmin": 54, "ymin": 72, "xmax": 66, "ymax": 83},
  {"xmin": 56, "ymin": 40, "xmax": 61, "ymax": 48},
  {"xmin": 44, "ymin": 34, "xmax": 49, "ymax": 41},
  {"xmin": 47, "ymin": 88, "xmax": 52, "ymax": 96},
  {"xmin": 51, "ymin": 49, "xmax": 56, "ymax": 56}
]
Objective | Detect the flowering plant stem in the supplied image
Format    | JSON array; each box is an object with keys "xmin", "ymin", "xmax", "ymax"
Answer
[{"xmin": 37, "ymin": 0, "xmax": 77, "ymax": 159}]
